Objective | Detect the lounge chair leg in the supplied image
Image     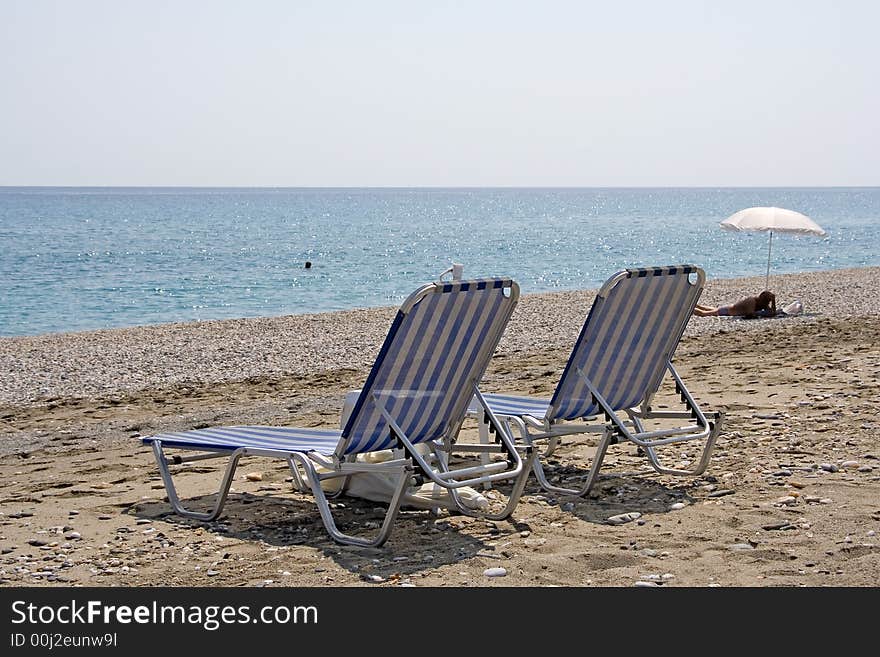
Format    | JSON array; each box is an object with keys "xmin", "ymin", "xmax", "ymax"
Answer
[
  {"xmin": 427, "ymin": 415, "xmax": 536, "ymax": 521},
  {"xmin": 573, "ymin": 428, "xmax": 613, "ymax": 496},
  {"xmin": 642, "ymin": 415, "xmax": 722, "ymax": 477},
  {"xmin": 504, "ymin": 415, "xmax": 590, "ymax": 497},
  {"xmin": 286, "ymin": 455, "xmax": 308, "ymax": 492},
  {"xmin": 529, "ymin": 427, "xmax": 614, "ymax": 497},
  {"xmin": 288, "ymin": 453, "xmax": 413, "ymax": 548},
  {"xmin": 287, "ymin": 455, "xmax": 352, "ymax": 500},
  {"xmin": 151, "ymin": 441, "xmax": 241, "ymax": 521},
  {"xmin": 447, "ymin": 447, "xmax": 537, "ymax": 520},
  {"xmin": 476, "ymin": 415, "xmax": 535, "ymax": 491},
  {"xmin": 530, "ymin": 451, "xmax": 576, "ymax": 496},
  {"xmin": 287, "ymin": 455, "xmax": 308, "ymax": 493},
  {"xmin": 477, "ymin": 411, "xmax": 492, "ymax": 490}
]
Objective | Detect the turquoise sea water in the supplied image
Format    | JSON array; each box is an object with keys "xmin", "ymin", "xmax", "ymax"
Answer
[{"xmin": 1, "ymin": 187, "xmax": 878, "ymax": 337}]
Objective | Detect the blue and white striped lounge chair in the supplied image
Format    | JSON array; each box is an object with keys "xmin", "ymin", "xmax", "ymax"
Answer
[
  {"xmin": 143, "ymin": 277, "xmax": 535, "ymax": 547},
  {"xmin": 473, "ymin": 265, "xmax": 722, "ymax": 497}
]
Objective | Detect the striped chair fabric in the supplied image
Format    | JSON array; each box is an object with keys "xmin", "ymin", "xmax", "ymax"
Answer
[
  {"xmin": 548, "ymin": 265, "xmax": 700, "ymax": 421},
  {"xmin": 478, "ymin": 266, "xmax": 701, "ymax": 423},
  {"xmin": 473, "ymin": 393, "xmax": 552, "ymax": 419},
  {"xmin": 341, "ymin": 278, "xmax": 516, "ymax": 455},
  {"xmin": 143, "ymin": 425, "xmax": 342, "ymax": 453},
  {"xmin": 142, "ymin": 278, "xmax": 517, "ymax": 458}
]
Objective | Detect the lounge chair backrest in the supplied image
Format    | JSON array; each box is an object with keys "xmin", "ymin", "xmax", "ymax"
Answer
[
  {"xmin": 548, "ymin": 265, "xmax": 704, "ymax": 422},
  {"xmin": 339, "ymin": 278, "xmax": 519, "ymax": 456}
]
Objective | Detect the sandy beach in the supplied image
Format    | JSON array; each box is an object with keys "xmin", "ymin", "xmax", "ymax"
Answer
[{"xmin": 1, "ymin": 266, "xmax": 879, "ymax": 587}]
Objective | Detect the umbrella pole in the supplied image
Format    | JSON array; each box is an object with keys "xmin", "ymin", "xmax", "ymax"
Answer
[{"xmin": 765, "ymin": 230, "xmax": 773, "ymax": 290}]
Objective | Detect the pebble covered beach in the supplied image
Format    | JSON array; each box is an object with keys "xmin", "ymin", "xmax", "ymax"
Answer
[
  {"xmin": 2, "ymin": 266, "xmax": 877, "ymax": 410},
  {"xmin": 1, "ymin": 266, "xmax": 879, "ymax": 587}
]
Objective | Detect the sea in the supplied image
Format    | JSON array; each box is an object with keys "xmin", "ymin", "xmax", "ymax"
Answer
[{"xmin": 1, "ymin": 187, "xmax": 878, "ymax": 337}]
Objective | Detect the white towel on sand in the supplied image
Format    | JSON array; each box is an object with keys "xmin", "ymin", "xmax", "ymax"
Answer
[
  {"xmin": 306, "ymin": 445, "xmax": 489, "ymax": 512},
  {"xmin": 326, "ymin": 390, "xmax": 489, "ymax": 511}
]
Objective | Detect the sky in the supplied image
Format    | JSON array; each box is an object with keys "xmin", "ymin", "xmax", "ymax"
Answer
[{"xmin": 1, "ymin": 1, "xmax": 878, "ymax": 187}]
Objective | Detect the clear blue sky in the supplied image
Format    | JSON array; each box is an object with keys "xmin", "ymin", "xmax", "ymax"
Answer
[{"xmin": 1, "ymin": 1, "xmax": 877, "ymax": 186}]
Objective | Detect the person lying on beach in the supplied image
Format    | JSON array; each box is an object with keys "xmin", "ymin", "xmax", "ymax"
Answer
[{"xmin": 693, "ymin": 290, "xmax": 776, "ymax": 318}]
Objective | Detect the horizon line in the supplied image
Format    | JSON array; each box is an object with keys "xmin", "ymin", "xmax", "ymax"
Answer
[{"xmin": 2, "ymin": 184, "xmax": 879, "ymax": 190}]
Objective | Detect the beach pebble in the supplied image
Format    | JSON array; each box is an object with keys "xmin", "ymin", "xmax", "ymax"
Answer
[
  {"xmin": 634, "ymin": 580, "xmax": 659, "ymax": 587},
  {"xmin": 707, "ymin": 489, "xmax": 735, "ymax": 498},
  {"xmin": 206, "ymin": 569, "xmax": 220, "ymax": 576},
  {"xmin": 245, "ymin": 472, "xmax": 263, "ymax": 482},
  {"xmin": 669, "ymin": 502, "xmax": 686, "ymax": 511},
  {"xmin": 729, "ymin": 543, "xmax": 755, "ymax": 551},
  {"xmin": 841, "ymin": 461, "xmax": 860, "ymax": 470},
  {"xmin": 483, "ymin": 567, "xmax": 507, "ymax": 578},
  {"xmin": 97, "ymin": 515, "xmax": 112, "ymax": 521},
  {"xmin": 819, "ymin": 463, "xmax": 839, "ymax": 473},
  {"xmin": 776, "ymin": 496, "xmax": 797, "ymax": 506},
  {"xmin": 64, "ymin": 532, "xmax": 81, "ymax": 541},
  {"xmin": 27, "ymin": 539, "xmax": 48, "ymax": 547},
  {"xmin": 562, "ymin": 502, "xmax": 576, "ymax": 512},
  {"xmin": 607, "ymin": 512, "xmax": 642, "ymax": 525},
  {"xmin": 762, "ymin": 522, "xmax": 794, "ymax": 531}
]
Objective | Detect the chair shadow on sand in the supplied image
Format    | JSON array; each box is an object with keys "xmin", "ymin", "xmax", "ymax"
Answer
[
  {"xmin": 130, "ymin": 457, "xmax": 695, "ymax": 578},
  {"xmin": 514, "ymin": 461, "xmax": 698, "ymax": 524},
  {"xmin": 131, "ymin": 490, "xmax": 498, "ymax": 578}
]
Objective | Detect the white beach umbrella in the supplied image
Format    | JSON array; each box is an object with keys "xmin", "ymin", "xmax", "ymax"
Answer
[{"xmin": 720, "ymin": 206, "xmax": 827, "ymax": 290}]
